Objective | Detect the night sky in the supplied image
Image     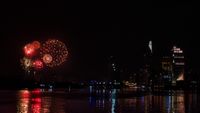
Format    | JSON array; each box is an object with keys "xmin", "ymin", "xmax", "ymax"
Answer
[{"xmin": 0, "ymin": 1, "xmax": 194, "ymax": 80}]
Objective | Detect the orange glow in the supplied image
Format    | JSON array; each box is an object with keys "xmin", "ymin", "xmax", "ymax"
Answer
[
  {"xmin": 177, "ymin": 72, "xmax": 184, "ymax": 81},
  {"xmin": 42, "ymin": 54, "xmax": 53, "ymax": 64}
]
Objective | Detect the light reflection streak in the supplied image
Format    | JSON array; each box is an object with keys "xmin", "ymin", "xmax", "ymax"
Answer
[
  {"xmin": 17, "ymin": 89, "xmax": 43, "ymax": 113},
  {"xmin": 176, "ymin": 94, "xmax": 185, "ymax": 113},
  {"xmin": 111, "ymin": 89, "xmax": 117, "ymax": 113},
  {"xmin": 41, "ymin": 97, "xmax": 52, "ymax": 113},
  {"xmin": 111, "ymin": 98, "xmax": 116, "ymax": 113},
  {"xmin": 31, "ymin": 97, "xmax": 41, "ymax": 113},
  {"xmin": 167, "ymin": 91, "xmax": 185, "ymax": 113},
  {"xmin": 17, "ymin": 90, "xmax": 30, "ymax": 113}
]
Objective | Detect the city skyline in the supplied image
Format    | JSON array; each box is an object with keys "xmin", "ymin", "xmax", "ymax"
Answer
[
  {"xmin": 1, "ymin": 2, "xmax": 198, "ymax": 113},
  {"xmin": 0, "ymin": 1, "xmax": 194, "ymax": 81}
]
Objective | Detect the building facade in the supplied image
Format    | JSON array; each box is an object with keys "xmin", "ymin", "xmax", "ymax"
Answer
[
  {"xmin": 161, "ymin": 56, "xmax": 173, "ymax": 84},
  {"xmin": 171, "ymin": 46, "xmax": 184, "ymax": 84}
]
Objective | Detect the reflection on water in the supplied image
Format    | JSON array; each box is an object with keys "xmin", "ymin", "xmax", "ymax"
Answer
[
  {"xmin": 17, "ymin": 89, "xmax": 42, "ymax": 113},
  {"xmin": 41, "ymin": 97, "xmax": 51, "ymax": 113},
  {"xmin": 17, "ymin": 90, "xmax": 30, "ymax": 113},
  {"xmin": 87, "ymin": 89, "xmax": 198, "ymax": 113},
  {"xmin": 0, "ymin": 89, "xmax": 199, "ymax": 113},
  {"xmin": 17, "ymin": 89, "xmax": 66, "ymax": 113},
  {"xmin": 111, "ymin": 89, "xmax": 117, "ymax": 113}
]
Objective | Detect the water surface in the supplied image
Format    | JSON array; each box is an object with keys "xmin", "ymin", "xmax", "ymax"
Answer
[{"xmin": 0, "ymin": 89, "xmax": 199, "ymax": 113}]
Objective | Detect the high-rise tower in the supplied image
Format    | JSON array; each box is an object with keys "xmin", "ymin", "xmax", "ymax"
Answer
[
  {"xmin": 171, "ymin": 46, "xmax": 184, "ymax": 85},
  {"xmin": 143, "ymin": 40, "xmax": 153, "ymax": 86}
]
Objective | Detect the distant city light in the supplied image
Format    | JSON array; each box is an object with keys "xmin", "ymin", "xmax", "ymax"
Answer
[
  {"xmin": 175, "ymin": 62, "xmax": 184, "ymax": 65},
  {"xmin": 174, "ymin": 56, "xmax": 184, "ymax": 59},
  {"xmin": 172, "ymin": 46, "xmax": 183, "ymax": 53}
]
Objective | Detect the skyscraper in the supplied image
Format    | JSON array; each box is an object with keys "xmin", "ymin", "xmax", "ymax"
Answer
[
  {"xmin": 171, "ymin": 46, "xmax": 184, "ymax": 85},
  {"xmin": 143, "ymin": 40, "xmax": 153, "ymax": 86},
  {"xmin": 161, "ymin": 56, "xmax": 172, "ymax": 84}
]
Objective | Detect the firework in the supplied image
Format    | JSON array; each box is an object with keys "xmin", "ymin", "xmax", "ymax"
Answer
[
  {"xmin": 24, "ymin": 44, "xmax": 35, "ymax": 57},
  {"xmin": 21, "ymin": 39, "xmax": 68, "ymax": 72},
  {"xmin": 20, "ymin": 57, "xmax": 32, "ymax": 71},
  {"xmin": 32, "ymin": 41, "xmax": 41, "ymax": 49},
  {"xmin": 40, "ymin": 39, "xmax": 68, "ymax": 67},
  {"xmin": 33, "ymin": 60, "xmax": 43, "ymax": 70},
  {"xmin": 42, "ymin": 54, "xmax": 53, "ymax": 64}
]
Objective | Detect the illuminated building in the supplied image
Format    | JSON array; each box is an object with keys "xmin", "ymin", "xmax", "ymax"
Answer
[
  {"xmin": 143, "ymin": 40, "xmax": 153, "ymax": 86},
  {"xmin": 171, "ymin": 46, "xmax": 184, "ymax": 84},
  {"xmin": 161, "ymin": 56, "xmax": 172, "ymax": 83}
]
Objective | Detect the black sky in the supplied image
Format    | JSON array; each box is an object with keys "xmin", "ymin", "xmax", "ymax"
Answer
[{"xmin": 0, "ymin": 1, "xmax": 194, "ymax": 80}]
